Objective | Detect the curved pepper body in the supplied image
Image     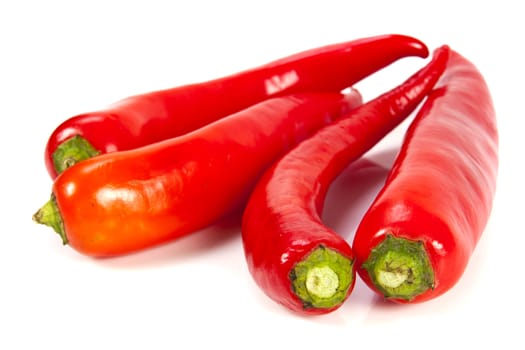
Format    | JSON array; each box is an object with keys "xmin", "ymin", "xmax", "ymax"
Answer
[
  {"xmin": 43, "ymin": 91, "xmax": 362, "ymax": 257},
  {"xmin": 241, "ymin": 46, "xmax": 450, "ymax": 314},
  {"xmin": 44, "ymin": 34, "xmax": 428, "ymax": 178},
  {"xmin": 352, "ymin": 49, "xmax": 498, "ymax": 303}
]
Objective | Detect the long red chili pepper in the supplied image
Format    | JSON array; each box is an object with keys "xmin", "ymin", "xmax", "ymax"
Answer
[
  {"xmin": 352, "ymin": 49, "xmax": 498, "ymax": 303},
  {"xmin": 33, "ymin": 90, "xmax": 363, "ymax": 257},
  {"xmin": 44, "ymin": 34, "xmax": 427, "ymax": 179},
  {"xmin": 241, "ymin": 46, "xmax": 449, "ymax": 315}
]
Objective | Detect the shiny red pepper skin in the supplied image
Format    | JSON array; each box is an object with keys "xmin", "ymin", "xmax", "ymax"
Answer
[
  {"xmin": 34, "ymin": 91, "xmax": 363, "ymax": 257},
  {"xmin": 241, "ymin": 46, "xmax": 449, "ymax": 315},
  {"xmin": 44, "ymin": 34, "xmax": 428, "ymax": 178},
  {"xmin": 352, "ymin": 49, "xmax": 498, "ymax": 303}
]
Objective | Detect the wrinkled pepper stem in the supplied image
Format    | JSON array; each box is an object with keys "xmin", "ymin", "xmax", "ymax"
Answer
[
  {"xmin": 290, "ymin": 245, "xmax": 353, "ymax": 309},
  {"xmin": 362, "ymin": 234, "xmax": 434, "ymax": 301},
  {"xmin": 33, "ymin": 195, "xmax": 68, "ymax": 245},
  {"xmin": 52, "ymin": 135, "xmax": 100, "ymax": 174}
]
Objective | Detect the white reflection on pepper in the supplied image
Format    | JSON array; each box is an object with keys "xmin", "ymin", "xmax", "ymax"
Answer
[
  {"xmin": 96, "ymin": 186, "xmax": 139, "ymax": 208},
  {"xmin": 265, "ymin": 70, "xmax": 299, "ymax": 95},
  {"xmin": 65, "ymin": 182, "xmax": 76, "ymax": 197}
]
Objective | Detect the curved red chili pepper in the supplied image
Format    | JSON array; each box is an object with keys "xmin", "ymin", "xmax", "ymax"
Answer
[
  {"xmin": 241, "ymin": 46, "xmax": 450, "ymax": 315},
  {"xmin": 33, "ymin": 90, "xmax": 362, "ymax": 257},
  {"xmin": 44, "ymin": 34, "xmax": 428, "ymax": 178},
  {"xmin": 352, "ymin": 49, "xmax": 498, "ymax": 303}
]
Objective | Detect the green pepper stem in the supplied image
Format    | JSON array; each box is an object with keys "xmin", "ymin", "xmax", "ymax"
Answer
[
  {"xmin": 362, "ymin": 234, "xmax": 434, "ymax": 301},
  {"xmin": 52, "ymin": 135, "xmax": 100, "ymax": 175},
  {"xmin": 290, "ymin": 245, "xmax": 353, "ymax": 310},
  {"xmin": 32, "ymin": 195, "xmax": 68, "ymax": 245}
]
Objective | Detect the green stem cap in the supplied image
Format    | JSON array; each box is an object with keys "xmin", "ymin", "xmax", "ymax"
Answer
[
  {"xmin": 290, "ymin": 245, "xmax": 354, "ymax": 310},
  {"xmin": 32, "ymin": 194, "xmax": 68, "ymax": 245},
  {"xmin": 363, "ymin": 234, "xmax": 434, "ymax": 301},
  {"xmin": 52, "ymin": 135, "xmax": 100, "ymax": 174}
]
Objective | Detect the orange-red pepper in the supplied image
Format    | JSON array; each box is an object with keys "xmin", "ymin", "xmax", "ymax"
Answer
[{"xmin": 33, "ymin": 90, "xmax": 363, "ymax": 257}]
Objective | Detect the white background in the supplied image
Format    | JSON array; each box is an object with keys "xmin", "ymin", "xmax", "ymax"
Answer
[{"xmin": 1, "ymin": 1, "xmax": 523, "ymax": 349}]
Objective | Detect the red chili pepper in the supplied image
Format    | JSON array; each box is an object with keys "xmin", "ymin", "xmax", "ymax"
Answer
[
  {"xmin": 352, "ymin": 49, "xmax": 498, "ymax": 303},
  {"xmin": 241, "ymin": 46, "xmax": 450, "ymax": 314},
  {"xmin": 44, "ymin": 34, "xmax": 428, "ymax": 179},
  {"xmin": 33, "ymin": 90, "xmax": 363, "ymax": 257}
]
